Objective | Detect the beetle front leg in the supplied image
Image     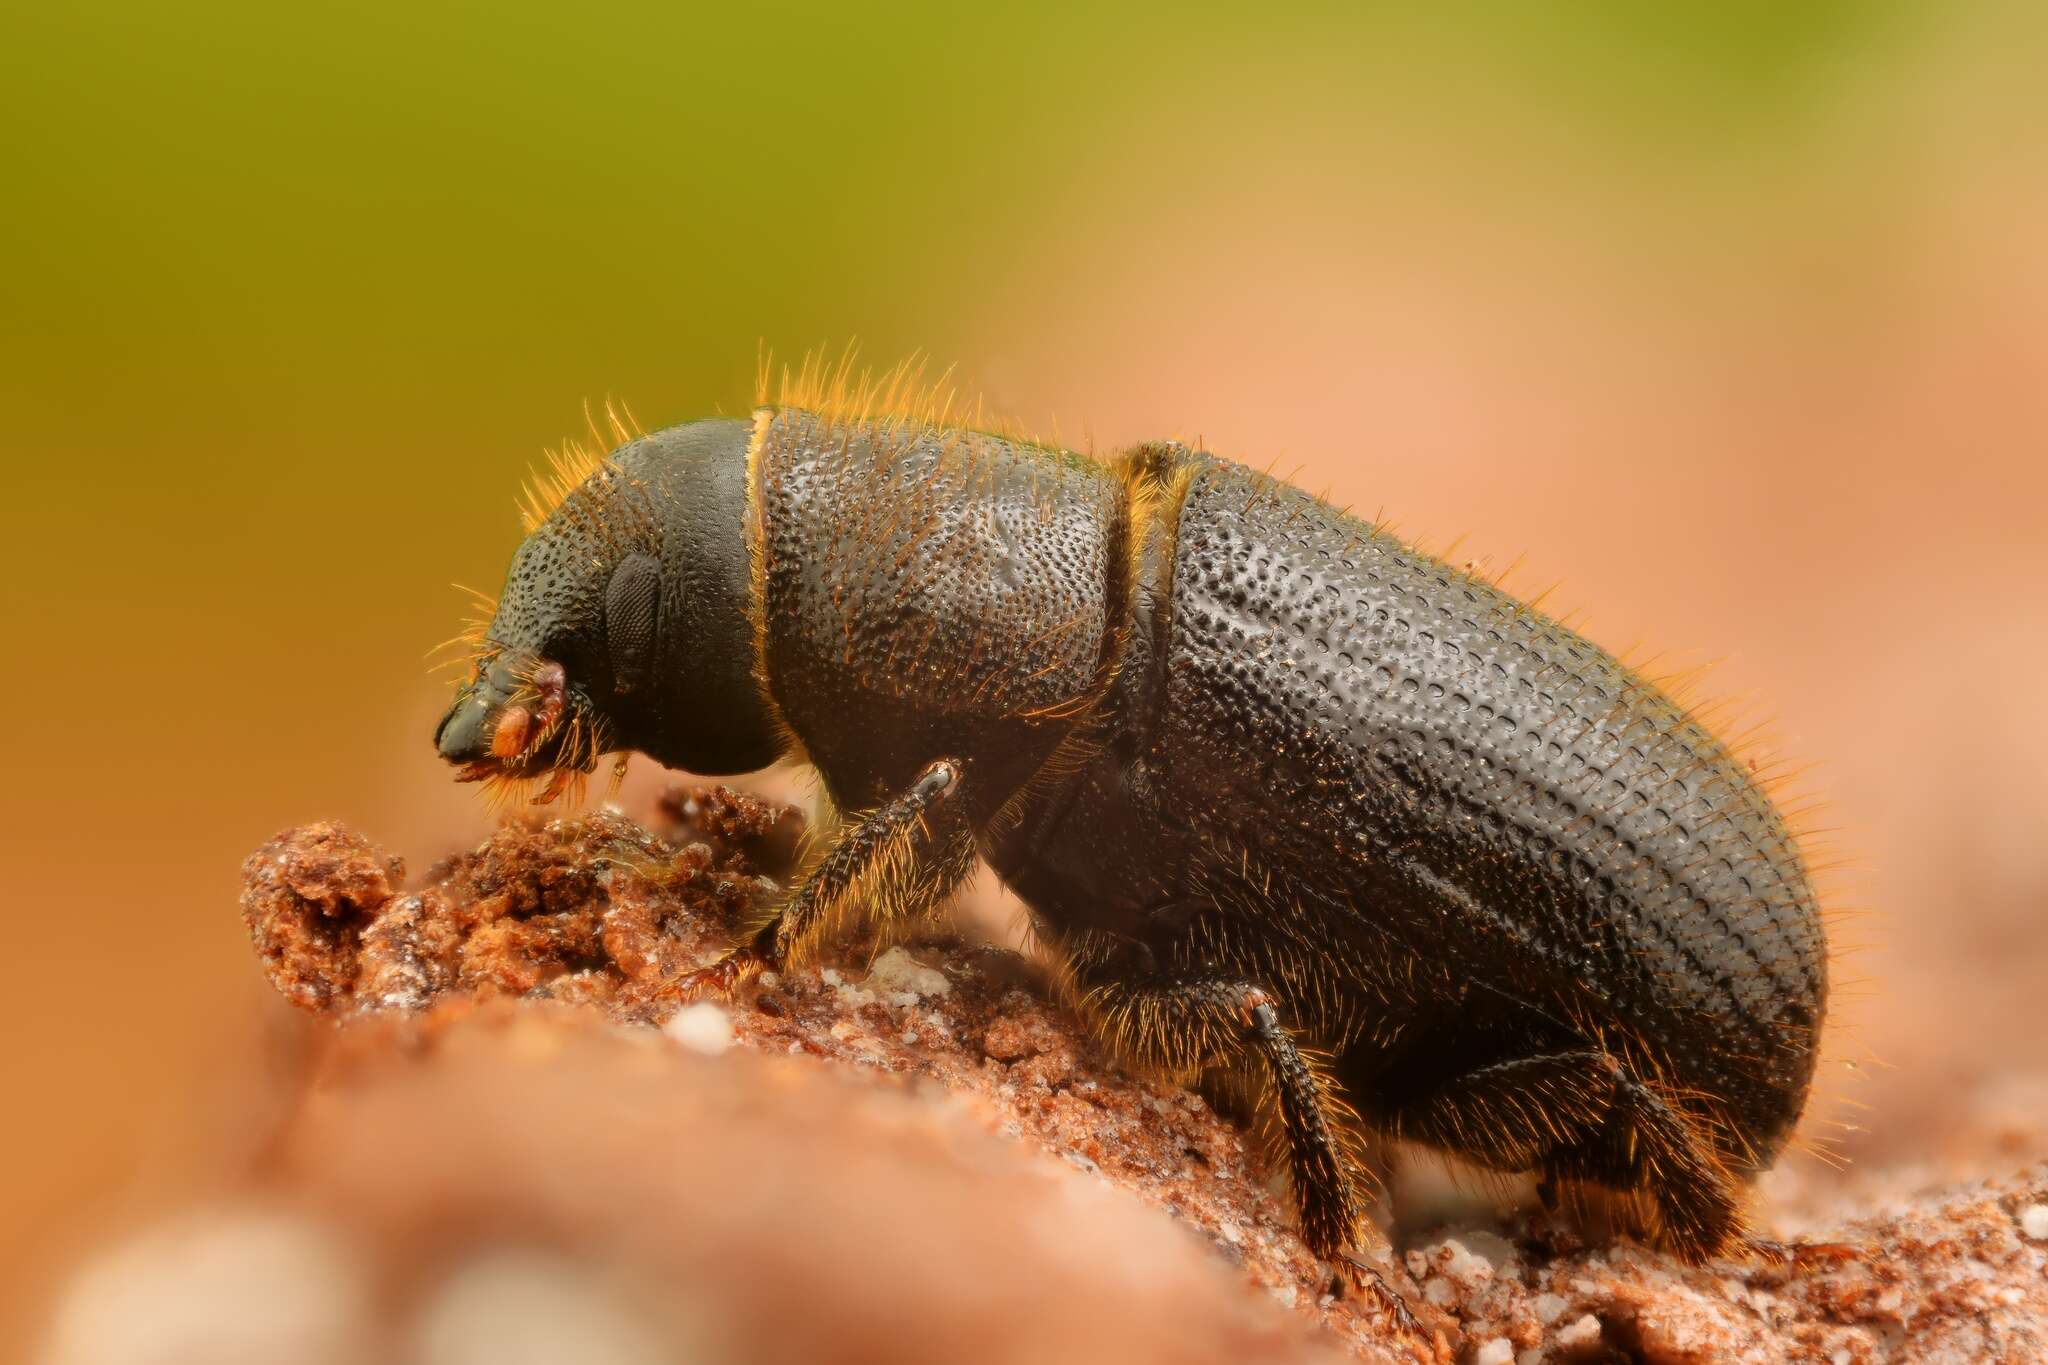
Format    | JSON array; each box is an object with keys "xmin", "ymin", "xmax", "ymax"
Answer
[{"xmin": 668, "ymin": 758, "xmax": 974, "ymax": 999}]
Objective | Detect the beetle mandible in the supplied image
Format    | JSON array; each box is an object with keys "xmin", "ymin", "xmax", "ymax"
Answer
[{"xmin": 433, "ymin": 358, "xmax": 1831, "ymax": 1318}]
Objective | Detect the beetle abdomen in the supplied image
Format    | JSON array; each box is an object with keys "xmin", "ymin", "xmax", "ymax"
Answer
[{"xmin": 1157, "ymin": 455, "xmax": 1826, "ymax": 1169}]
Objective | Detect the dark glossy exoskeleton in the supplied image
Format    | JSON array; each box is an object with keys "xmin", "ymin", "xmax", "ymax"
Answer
[{"xmin": 435, "ymin": 372, "xmax": 1829, "ymax": 1318}]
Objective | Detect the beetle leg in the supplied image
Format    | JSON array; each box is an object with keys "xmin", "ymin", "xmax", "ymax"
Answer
[
  {"xmin": 1074, "ymin": 969, "xmax": 1430, "ymax": 1341},
  {"xmin": 1365, "ymin": 1044, "xmax": 1750, "ymax": 1262},
  {"xmin": 666, "ymin": 758, "xmax": 973, "ymax": 1001},
  {"xmin": 1241, "ymin": 994, "xmax": 1433, "ymax": 1348},
  {"xmin": 1239, "ymin": 990, "xmax": 1366, "ymax": 1258},
  {"xmin": 1580, "ymin": 1065, "xmax": 1744, "ymax": 1262},
  {"xmin": 1081, "ymin": 973, "xmax": 1369, "ymax": 1249},
  {"xmin": 1741, "ymin": 1236, "xmax": 1864, "ymax": 1270},
  {"xmin": 1373, "ymin": 1049, "xmax": 1620, "ymax": 1174}
]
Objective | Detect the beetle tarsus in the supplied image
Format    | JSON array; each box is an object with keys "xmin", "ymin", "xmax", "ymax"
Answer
[
  {"xmin": 1335, "ymin": 1254, "xmax": 1435, "ymax": 1358},
  {"xmin": 665, "ymin": 923, "xmax": 776, "ymax": 1002},
  {"xmin": 1742, "ymin": 1236, "xmax": 1863, "ymax": 1270}
]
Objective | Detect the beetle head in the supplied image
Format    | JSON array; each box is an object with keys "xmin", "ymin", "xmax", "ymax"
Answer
[{"xmin": 434, "ymin": 417, "xmax": 778, "ymax": 806}]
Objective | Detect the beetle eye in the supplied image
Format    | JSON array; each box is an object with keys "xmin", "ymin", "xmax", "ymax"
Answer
[{"xmin": 605, "ymin": 552, "xmax": 662, "ymax": 695}]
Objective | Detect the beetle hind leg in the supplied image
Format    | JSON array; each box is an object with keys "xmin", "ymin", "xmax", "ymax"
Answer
[
  {"xmin": 1365, "ymin": 1046, "xmax": 1748, "ymax": 1263},
  {"xmin": 1576, "ymin": 1067, "xmax": 1745, "ymax": 1262}
]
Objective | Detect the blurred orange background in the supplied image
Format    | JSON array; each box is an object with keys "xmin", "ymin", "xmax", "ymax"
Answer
[{"xmin": 4, "ymin": 1, "xmax": 2045, "ymax": 1353}]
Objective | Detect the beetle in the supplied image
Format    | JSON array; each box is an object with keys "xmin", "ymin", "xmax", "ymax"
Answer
[{"xmin": 433, "ymin": 358, "xmax": 1831, "ymax": 1326}]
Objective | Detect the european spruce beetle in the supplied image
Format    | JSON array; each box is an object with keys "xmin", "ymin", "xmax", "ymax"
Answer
[{"xmin": 434, "ymin": 360, "xmax": 1832, "ymax": 1324}]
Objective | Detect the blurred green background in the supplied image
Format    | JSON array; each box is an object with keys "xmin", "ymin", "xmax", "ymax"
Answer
[{"xmin": 6, "ymin": 0, "xmax": 2047, "ymax": 1351}]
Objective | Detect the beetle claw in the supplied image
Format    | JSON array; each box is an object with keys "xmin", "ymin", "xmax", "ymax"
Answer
[
  {"xmin": 1335, "ymin": 1253, "xmax": 1440, "ymax": 1359},
  {"xmin": 530, "ymin": 768, "xmax": 574, "ymax": 805},
  {"xmin": 664, "ymin": 946, "xmax": 768, "ymax": 1003},
  {"xmin": 1743, "ymin": 1236, "xmax": 1863, "ymax": 1270}
]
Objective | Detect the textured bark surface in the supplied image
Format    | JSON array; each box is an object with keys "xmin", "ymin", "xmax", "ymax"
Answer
[{"xmin": 39, "ymin": 793, "xmax": 2047, "ymax": 1364}]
